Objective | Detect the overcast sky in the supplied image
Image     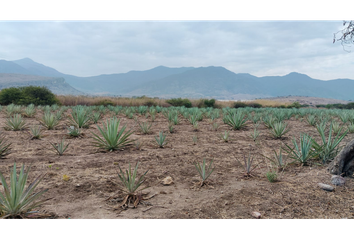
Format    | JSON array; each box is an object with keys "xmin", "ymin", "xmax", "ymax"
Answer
[{"xmin": 0, "ymin": 21, "xmax": 352, "ymax": 80}]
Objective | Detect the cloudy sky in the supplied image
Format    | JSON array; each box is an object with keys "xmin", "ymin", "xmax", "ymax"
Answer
[{"xmin": 0, "ymin": 18, "xmax": 353, "ymax": 80}]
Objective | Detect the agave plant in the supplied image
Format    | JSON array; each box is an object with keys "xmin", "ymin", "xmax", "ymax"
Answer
[
  {"xmin": 92, "ymin": 112, "xmax": 101, "ymax": 124},
  {"xmin": 24, "ymin": 104, "xmax": 36, "ymax": 118},
  {"xmin": 212, "ymin": 122, "xmax": 220, "ymax": 131},
  {"xmin": 219, "ymin": 130, "xmax": 230, "ymax": 142},
  {"xmin": 50, "ymin": 138, "xmax": 70, "ymax": 156},
  {"xmin": 67, "ymin": 126, "xmax": 81, "ymax": 137},
  {"xmin": 138, "ymin": 121, "xmax": 152, "ymax": 134},
  {"xmin": 262, "ymin": 146, "xmax": 287, "ymax": 171},
  {"xmin": 284, "ymin": 134, "xmax": 315, "ymax": 165},
  {"xmin": 348, "ymin": 122, "xmax": 354, "ymax": 133},
  {"xmin": 29, "ymin": 125, "xmax": 43, "ymax": 139},
  {"xmin": 237, "ymin": 152, "xmax": 262, "ymax": 177},
  {"xmin": 269, "ymin": 121, "xmax": 290, "ymax": 139},
  {"xmin": 194, "ymin": 159, "xmax": 215, "ymax": 187},
  {"xmin": 306, "ymin": 115, "xmax": 317, "ymax": 126},
  {"xmin": 154, "ymin": 131, "xmax": 168, "ymax": 148},
  {"xmin": 311, "ymin": 123, "xmax": 348, "ymax": 163},
  {"xmin": 250, "ymin": 128, "xmax": 260, "ymax": 141},
  {"xmin": 168, "ymin": 123, "xmax": 175, "ymax": 133},
  {"xmin": 0, "ymin": 163, "xmax": 50, "ymax": 219},
  {"xmin": 224, "ymin": 112, "xmax": 248, "ymax": 130},
  {"xmin": 116, "ymin": 162, "xmax": 149, "ymax": 208},
  {"xmin": 331, "ymin": 121, "xmax": 341, "ymax": 135},
  {"xmin": 4, "ymin": 114, "xmax": 27, "ymax": 131},
  {"xmin": 39, "ymin": 112, "xmax": 60, "ymax": 130},
  {"xmin": 69, "ymin": 106, "xmax": 92, "ymax": 128},
  {"xmin": 0, "ymin": 134, "xmax": 11, "ymax": 158},
  {"xmin": 92, "ymin": 117, "xmax": 134, "ymax": 151}
]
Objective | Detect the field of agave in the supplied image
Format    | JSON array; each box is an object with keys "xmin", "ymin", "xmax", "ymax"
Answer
[{"xmin": 1, "ymin": 103, "xmax": 354, "ymax": 218}]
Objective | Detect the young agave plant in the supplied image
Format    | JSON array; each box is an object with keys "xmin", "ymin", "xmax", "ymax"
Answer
[
  {"xmin": 348, "ymin": 122, "xmax": 354, "ymax": 133},
  {"xmin": 40, "ymin": 112, "xmax": 60, "ymax": 130},
  {"xmin": 24, "ymin": 104, "xmax": 36, "ymax": 118},
  {"xmin": 219, "ymin": 130, "xmax": 230, "ymax": 142},
  {"xmin": 50, "ymin": 138, "xmax": 70, "ymax": 156},
  {"xmin": 306, "ymin": 115, "xmax": 317, "ymax": 126},
  {"xmin": 269, "ymin": 121, "xmax": 290, "ymax": 139},
  {"xmin": 192, "ymin": 135, "xmax": 198, "ymax": 145},
  {"xmin": 194, "ymin": 159, "xmax": 215, "ymax": 187},
  {"xmin": 4, "ymin": 114, "xmax": 27, "ymax": 131},
  {"xmin": 0, "ymin": 134, "xmax": 11, "ymax": 158},
  {"xmin": 92, "ymin": 112, "xmax": 101, "ymax": 124},
  {"xmin": 193, "ymin": 121, "xmax": 199, "ymax": 131},
  {"xmin": 29, "ymin": 125, "xmax": 43, "ymax": 139},
  {"xmin": 263, "ymin": 146, "xmax": 287, "ymax": 171},
  {"xmin": 250, "ymin": 128, "xmax": 260, "ymax": 141},
  {"xmin": 224, "ymin": 112, "xmax": 248, "ymax": 130},
  {"xmin": 92, "ymin": 117, "xmax": 135, "ymax": 151},
  {"xmin": 67, "ymin": 126, "xmax": 81, "ymax": 137},
  {"xmin": 331, "ymin": 121, "xmax": 341, "ymax": 135},
  {"xmin": 168, "ymin": 123, "xmax": 175, "ymax": 133},
  {"xmin": 212, "ymin": 122, "xmax": 219, "ymax": 131},
  {"xmin": 284, "ymin": 134, "xmax": 315, "ymax": 165},
  {"xmin": 69, "ymin": 106, "xmax": 92, "ymax": 128},
  {"xmin": 0, "ymin": 163, "xmax": 50, "ymax": 219},
  {"xmin": 154, "ymin": 131, "xmax": 168, "ymax": 148},
  {"xmin": 237, "ymin": 152, "xmax": 262, "ymax": 177},
  {"xmin": 138, "ymin": 121, "xmax": 152, "ymax": 134},
  {"xmin": 311, "ymin": 123, "xmax": 348, "ymax": 163},
  {"xmin": 115, "ymin": 162, "xmax": 149, "ymax": 208}
]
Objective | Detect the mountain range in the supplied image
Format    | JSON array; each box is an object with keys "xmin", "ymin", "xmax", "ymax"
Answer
[{"xmin": 0, "ymin": 58, "xmax": 353, "ymax": 101}]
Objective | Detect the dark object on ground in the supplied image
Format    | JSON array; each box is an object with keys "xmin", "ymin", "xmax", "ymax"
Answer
[{"xmin": 328, "ymin": 139, "xmax": 354, "ymax": 176}]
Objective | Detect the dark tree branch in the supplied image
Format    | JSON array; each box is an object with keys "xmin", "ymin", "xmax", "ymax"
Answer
[{"xmin": 333, "ymin": 20, "xmax": 354, "ymax": 52}]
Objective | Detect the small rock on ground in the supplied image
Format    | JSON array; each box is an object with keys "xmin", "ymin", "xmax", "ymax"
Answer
[
  {"xmin": 251, "ymin": 211, "xmax": 261, "ymax": 219},
  {"xmin": 331, "ymin": 175, "xmax": 346, "ymax": 186},
  {"xmin": 318, "ymin": 183, "xmax": 334, "ymax": 192}
]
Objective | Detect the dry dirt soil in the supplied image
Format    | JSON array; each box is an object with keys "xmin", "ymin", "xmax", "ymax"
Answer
[{"xmin": 1, "ymin": 110, "xmax": 354, "ymax": 219}]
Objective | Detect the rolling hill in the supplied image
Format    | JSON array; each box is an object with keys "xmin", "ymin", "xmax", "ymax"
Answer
[{"xmin": 0, "ymin": 58, "xmax": 353, "ymax": 100}]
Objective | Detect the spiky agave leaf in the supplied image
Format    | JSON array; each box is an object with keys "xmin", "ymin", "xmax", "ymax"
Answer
[
  {"xmin": 4, "ymin": 114, "xmax": 27, "ymax": 131},
  {"xmin": 0, "ymin": 134, "xmax": 11, "ymax": 158},
  {"xmin": 0, "ymin": 163, "xmax": 50, "ymax": 218},
  {"xmin": 194, "ymin": 159, "xmax": 215, "ymax": 182},
  {"xmin": 91, "ymin": 117, "xmax": 134, "ymax": 151},
  {"xmin": 154, "ymin": 131, "xmax": 168, "ymax": 148},
  {"xmin": 117, "ymin": 162, "xmax": 149, "ymax": 194}
]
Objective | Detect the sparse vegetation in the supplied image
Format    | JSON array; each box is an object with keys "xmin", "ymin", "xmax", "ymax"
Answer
[{"xmin": 0, "ymin": 100, "xmax": 352, "ymax": 218}]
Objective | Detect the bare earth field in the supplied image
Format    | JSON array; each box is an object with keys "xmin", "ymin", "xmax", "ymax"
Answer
[{"xmin": 1, "ymin": 110, "xmax": 354, "ymax": 219}]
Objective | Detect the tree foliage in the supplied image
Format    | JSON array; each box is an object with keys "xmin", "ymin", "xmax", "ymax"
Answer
[{"xmin": 0, "ymin": 86, "xmax": 59, "ymax": 105}]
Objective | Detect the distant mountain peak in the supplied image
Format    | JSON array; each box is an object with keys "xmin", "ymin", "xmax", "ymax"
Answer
[
  {"xmin": 286, "ymin": 72, "xmax": 309, "ymax": 77},
  {"xmin": 15, "ymin": 57, "xmax": 35, "ymax": 63}
]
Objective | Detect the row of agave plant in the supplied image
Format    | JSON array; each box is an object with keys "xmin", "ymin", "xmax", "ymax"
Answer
[{"xmin": 0, "ymin": 103, "xmax": 354, "ymax": 218}]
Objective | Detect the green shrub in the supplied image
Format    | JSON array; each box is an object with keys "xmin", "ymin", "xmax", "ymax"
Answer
[
  {"xmin": 94, "ymin": 99, "xmax": 114, "ymax": 106},
  {"xmin": 0, "ymin": 86, "xmax": 59, "ymax": 106},
  {"xmin": 233, "ymin": 101, "xmax": 247, "ymax": 108},
  {"xmin": 144, "ymin": 100, "xmax": 157, "ymax": 107},
  {"xmin": 287, "ymin": 102, "xmax": 302, "ymax": 108},
  {"xmin": 166, "ymin": 98, "xmax": 192, "ymax": 108},
  {"xmin": 204, "ymin": 99, "xmax": 216, "ymax": 108},
  {"xmin": 0, "ymin": 88, "xmax": 22, "ymax": 105},
  {"xmin": 247, "ymin": 102, "xmax": 262, "ymax": 108}
]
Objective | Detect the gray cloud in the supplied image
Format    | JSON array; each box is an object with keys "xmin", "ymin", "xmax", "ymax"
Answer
[{"xmin": 0, "ymin": 21, "xmax": 351, "ymax": 80}]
